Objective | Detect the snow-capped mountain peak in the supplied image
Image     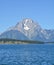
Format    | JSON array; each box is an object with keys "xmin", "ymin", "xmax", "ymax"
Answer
[{"xmin": 1, "ymin": 18, "xmax": 54, "ymax": 42}]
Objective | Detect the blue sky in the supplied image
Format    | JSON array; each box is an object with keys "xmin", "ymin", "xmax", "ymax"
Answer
[{"xmin": 0, "ymin": 0, "xmax": 54, "ymax": 32}]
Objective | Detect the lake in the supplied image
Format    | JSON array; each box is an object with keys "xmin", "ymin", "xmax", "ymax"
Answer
[{"xmin": 0, "ymin": 44, "xmax": 54, "ymax": 65}]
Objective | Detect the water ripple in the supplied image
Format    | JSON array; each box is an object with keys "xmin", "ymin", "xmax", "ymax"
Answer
[{"xmin": 0, "ymin": 44, "xmax": 54, "ymax": 65}]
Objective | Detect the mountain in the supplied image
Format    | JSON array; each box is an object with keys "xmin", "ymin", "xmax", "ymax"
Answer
[
  {"xmin": 44, "ymin": 30, "xmax": 54, "ymax": 42},
  {"xmin": 0, "ymin": 30, "xmax": 28, "ymax": 40},
  {"xmin": 0, "ymin": 33, "xmax": 1, "ymax": 35},
  {"xmin": 0, "ymin": 18, "xmax": 54, "ymax": 42}
]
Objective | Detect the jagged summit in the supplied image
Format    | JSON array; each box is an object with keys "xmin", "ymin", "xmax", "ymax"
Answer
[
  {"xmin": 22, "ymin": 18, "xmax": 33, "ymax": 24},
  {"xmin": 9, "ymin": 18, "xmax": 41, "ymax": 36},
  {"xmin": 16, "ymin": 18, "xmax": 39, "ymax": 26},
  {"xmin": 13, "ymin": 18, "xmax": 42, "ymax": 39}
]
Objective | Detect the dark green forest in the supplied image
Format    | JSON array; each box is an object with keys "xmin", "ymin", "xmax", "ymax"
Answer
[{"xmin": 0, "ymin": 38, "xmax": 44, "ymax": 44}]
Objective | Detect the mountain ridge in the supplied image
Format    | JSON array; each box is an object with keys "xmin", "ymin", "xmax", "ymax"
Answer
[{"xmin": 0, "ymin": 18, "xmax": 54, "ymax": 42}]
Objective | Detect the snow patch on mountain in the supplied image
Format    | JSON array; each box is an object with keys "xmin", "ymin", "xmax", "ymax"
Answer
[
  {"xmin": 24, "ymin": 23, "xmax": 30, "ymax": 30},
  {"xmin": 24, "ymin": 25, "xmax": 30, "ymax": 30}
]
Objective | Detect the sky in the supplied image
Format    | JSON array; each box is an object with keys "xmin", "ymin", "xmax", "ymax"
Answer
[{"xmin": 0, "ymin": 0, "xmax": 54, "ymax": 32}]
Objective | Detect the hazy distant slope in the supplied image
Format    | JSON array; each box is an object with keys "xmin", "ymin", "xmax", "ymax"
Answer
[{"xmin": 0, "ymin": 30, "xmax": 28, "ymax": 40}]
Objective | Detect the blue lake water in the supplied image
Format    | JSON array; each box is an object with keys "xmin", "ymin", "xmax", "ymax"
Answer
[{"xmin": 0, "ymin": 44, "xmax": 54, "ymax": 65}]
